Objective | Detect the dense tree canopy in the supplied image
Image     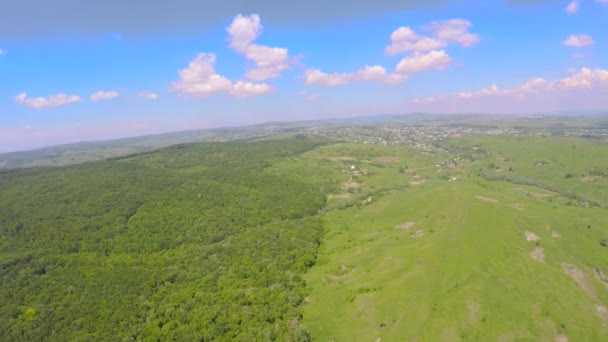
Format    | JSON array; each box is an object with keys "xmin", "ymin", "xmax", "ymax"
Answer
[{"xmin": 0, "ymin": 138, "xmax": 335, "ymax": 341}]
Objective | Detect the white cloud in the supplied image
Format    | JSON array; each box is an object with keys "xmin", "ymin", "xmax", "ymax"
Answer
[
  {"xmin": 385, "ymin": 19, "xmax": 479, "ymax": 55},
  {"xmin": 230, "ymin": 81, "xmax": 273, "ymax": 97},
  {"xmin": 90, "ymin": 90, "xmax": 119, "ymax": 102},
  {"xmin": 457, "ymin": 68, "xmax": 608, "ymax": 99},
  {"xmin": 305, "ymin": 65, "xmax": 406, "ymax": 87},
  {"xmin": 227, "ymin": 14, "xmax": 291, "ymax": 81},
  {"xmin": 409, "ymin": 68, "xmax": 608, "ymax": 113},
  {"xmin": 563, "ymin": 34, "xmax": 595, "ymax": 47},
  {"xmin": 395, "ymin": 50, "xmax": 452, "ymax": 74},
  {"xmin": 16, "ymin": 92, "xmax": 80, "ymax": 109},
  {"xmin": 137, "ymin": 91, "xmax": 159, "ymax": 100},
  {"xmin": 565, "ymin": 0, "xmax": 579, "ymax": 14},
  {"xmin": 0, "ymin": 49, "xmax": 4, "ymax": 56},
  {"xmin": 170, "ymin": 52, "xmax": 272, "ymax": 97}
]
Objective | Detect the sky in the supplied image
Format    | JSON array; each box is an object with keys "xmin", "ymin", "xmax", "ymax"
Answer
[{"xmin": 1, "ymin": 0, "xmax": 607, "ymax": 152}]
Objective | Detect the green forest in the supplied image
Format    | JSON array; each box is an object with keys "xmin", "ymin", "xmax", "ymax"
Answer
[{"xmin": 0, "ymin": 137, "xmax": 335, "ymax": 341}]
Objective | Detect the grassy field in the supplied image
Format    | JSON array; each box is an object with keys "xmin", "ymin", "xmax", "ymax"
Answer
[{"xmin": 299, "ymin": 137, "xmax": 608, "ymax": 341}]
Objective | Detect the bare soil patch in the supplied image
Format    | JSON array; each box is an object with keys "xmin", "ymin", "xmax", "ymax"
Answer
[
  {"xmin": 467, "ymin": 301, "xmax": 481, "ymax": 324},
  {"xmin": 594, "ymin": 268, "xmax": 608, "ymax": 290},
  {"xmin": 475, "ymin": 195, "xmax": 499, "ymax": 203},
  {"xmin": 525, "ymin": 231, "xmax": 540, "ymax": 242},
  {"xmin": 581, "ymin": 175, "xmax": 600, "ymax": 183},
  {"xmin": 561, "ymin": 264, "xmax": 596, "ymax": 298},
  {"xmin": 596, "ymin": 304, "xmax": 608, "ymax": 322},
  {"xmin": 530, "ymin": 247, "xmax": 545, "ymax": 262},
  {"xmin": 555, "ymin": 334, "xmax": 568, "ymax": 342},
  {"xmin": 395, "ymin": 221, "xmax": 416, "ymax": 230},
  {"xmin": 410, "ymin": 230, "xmax": 424, "ymax": 238},
  {"xmin": 341, "ymin": 181, "xmax": 361, "ymax": 190},
  {"xmin": 323, "ymin": 156, "xmax": 355, "ymax": 162},
  {"xmin": 551, "ymin": 231, "xmax": 561, "ymax": 239},
  {"xmin": 409, "ymin": 175, "xmax": 426, "ymax": 186},
  {"xmin": 373, "ymin": 156, "xmax": 399, "ymax": 163}
]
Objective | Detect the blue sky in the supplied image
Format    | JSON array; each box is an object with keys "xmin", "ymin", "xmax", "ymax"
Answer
[{"xmin": 1, "ymin": 0, "xmax": 607, "ymax": 152}]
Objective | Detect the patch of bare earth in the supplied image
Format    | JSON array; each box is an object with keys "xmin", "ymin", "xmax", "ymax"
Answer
[
  {"xmin": 525, "ymin": 230, "xmax": 541, "ymax": 242},
  {"xmin": 596, "ymin": 304, "xmax": 608, "ymax": 322},
  {"xmin": 409, "ymin": 175, "xmax": 426, "ymax": 186},
  {"xmin": 594, "ymin": 268, "xmax": 608, "ymax": 290},
  {"xmin": 323, "ymin": 156, "xmax": 355, "ymax": 162},
  {"xmin": 552, "ymin": 231, "xmax": 561, "ymax": 239},
  {"xmin": 395, "ymin": 221, "xmax": 416, "ymax": 230},
  {"xmin": 531, "ymin": 247, "xmax": 545, "ymax": 263},
  {"xmin": 467, "ymin": 301, "xmax": 481, "ymax": 324},
  {"xmin": 581, "ymin": 175, "xmax": 599, "ymax": 183},
  {"xmin": 475, "ymin": 195, "xmax": 499, "ymax": 203},
  {"xmin": 341, "ymin": 181, "xmax": 360, "ymax": 190},
  {"xmin": 561, "ymin": 264, "xmax": 596, "ymax": 298},
  {"xmin": 555, "ymin": 334, "xmax": 568, "ymax": 342},
  {"xmin": 410, "ymin": 230, "xmax": 424, "ymax": 239},
  {"xmin": 373, "ymin": 156, "xmax": 399, "ymax": 163}
]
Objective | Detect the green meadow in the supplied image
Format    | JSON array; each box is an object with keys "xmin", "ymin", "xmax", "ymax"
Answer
[{"xmin": 299, "ymin": 137, "xmax": 608, "ymax": 341}]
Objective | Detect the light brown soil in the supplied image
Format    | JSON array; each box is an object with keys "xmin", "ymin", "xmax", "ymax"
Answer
[
  {"xmin": 467, "ymin": 301, "xmax": 481, "ymax": 324},
  {"xmin": 324, "ymin": 156, "xmax": 355, "ymax": 162},
  {"xmin": 373, "ymin": 156, "xmax": 399, "ymax": 163},
  {"xmin": 561, "ymin": 264, "xmax": 596, "ymax": 298},
  {"xmin": 551, "ymin": 231, "xmax": 561, "ymax": 239},
  {"xmin": 555, "ymin": 334, "xmax": 568, "ymax": 342},
  {"xmin": 581, "ymin": 175, "xmax": 600, "ymax": 183},
  {"xmin": 594, "ymin": 268, "xmax": 608, "ymax": 290},
  {"xmin": 475, "ymin": 195, "xmax": 499, "ymax": 203},
  {"xmin": 409, "ymin": 175, "xmax": 426, "ymax": 186},
  {"xmin": 341, "ymin": 181, "xmax": 361, "ymax": 190},
  {"xmin": 596, "ymin": 304, "xmax": 608, "ymax": 322},
  {"xmin": 525, "ymin": 231, "xmax": 540, "ymax": 242},
  {"xmin": 395, "ymin": 221, "xmax": 416, "ymax": 230},
  {"xmin": 530, "ymin": 247, "xmax": 545, "ymax": 262},
  {"xmin": 410, "ymin": 230, "xmax": 424, "ymax": 238}
]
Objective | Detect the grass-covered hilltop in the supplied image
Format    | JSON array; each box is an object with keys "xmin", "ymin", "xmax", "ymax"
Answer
[{"xmin": 1, "ymin": 116, "xmax": 608, "ymax": 341}]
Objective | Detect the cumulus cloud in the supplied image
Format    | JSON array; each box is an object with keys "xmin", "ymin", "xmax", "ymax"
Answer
[
  {"xmin": 170, "ymin": 52, "xmax": 272, "ymax": 97},
  {"xmin": 565, "ymin": 0, "xmax": 579, "ymax": 14},
  {"xmin": 385, "ymin": 19, "xmax": 479, "ymax": 56},
  {"xmin": 305, "ymin": 65, "xmax": 405, "ymax": 87},
  {"xmin": 227, "ymin": 14, "xmax": 291, "ymax": 81},
  {"xmin": 137, "ymin": 91, "xmax": 159, "ymax": 100},
  {"xmin": 409, "ymin": 67, "xmax": 608, "ymax": 113},
  {"xmin": 563, "ymin": 34, "xmax": 595, "ymax": 47},
  {"xmin": 90, "ymin": 90, "xmax": 119, "ymax": 102},
  {"xmin": 395, "ymin": 50, "xmax": 452, "ymax": 74},
  {"xmin": 457, "ymin": 68, "xmax": 608, "ymax": 99},
  {"xmin": 15, "ymin": 92, "xmax": 80, "ymax": 109}
]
